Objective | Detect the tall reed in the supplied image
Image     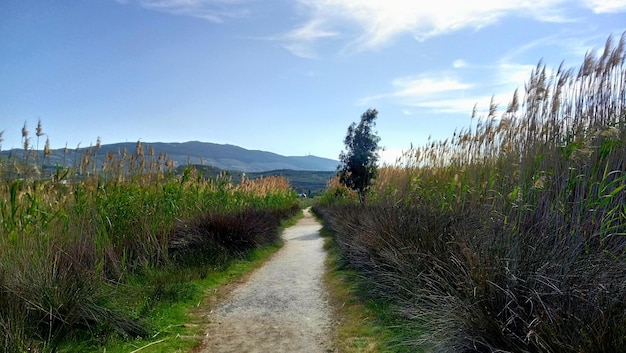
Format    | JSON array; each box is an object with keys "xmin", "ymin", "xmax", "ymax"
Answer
[{"xmin": 316, "ymin": 32, "xmax": 626, "ymax": 352}]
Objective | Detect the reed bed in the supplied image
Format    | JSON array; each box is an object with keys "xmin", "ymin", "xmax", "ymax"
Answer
[
  {"xmin": 0, "ymin": 134, "xmax": 298, "ymax": 352},
  {"xmin": 315, "ymin": 33, "xmax": 626, "ymax": 352}
]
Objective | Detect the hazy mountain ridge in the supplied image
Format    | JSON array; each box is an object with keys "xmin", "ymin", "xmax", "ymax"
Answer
[{"xmin": 1, "ymin": 141, "xmax": 339, "ymax": 172}]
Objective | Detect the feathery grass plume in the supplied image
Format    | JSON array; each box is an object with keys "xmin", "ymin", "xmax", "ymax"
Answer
[
  {"xmin": 35, "ymin": 119, "xmax": 43, "ymax": 167},
  {"xmin": 92, "ymin": 136, "xmax": 101, "ymax": 174},
  {"xmin": 35, "ymin": 119, "xmax": 42, "ymax": 138},
  {"xmin": 43, "ymin": 137, "xmax": 51, "ymax": 176},
  {"xmin": 21, "ymin": 121, "xmax": 28, "ymax": 141},
  {"xmin": 135, "ymin": 140, "xmax": 143, "ymax": 158},
  {"xmin": 62, "ymin": 142, "xmax": 68, "ymax": 166},
  {"xmin": 113, "ymin": 147, "xmax": 127, "ymax": 182},
  {"xmin": 43, "ymin": 138, "xmax": 51, "ymax": 157},
  {"xmin": 102, "ymin": 150, "xmax": 115, "ymax": 177},
  {"xmin": 21, "ymin": 122, "xmax": 31, "ymax": 164},
  {"xmin": 135, "ymin": 141, "xmax": 144, "ymax": 174},
  {"xmin": 165, "ymin": 158, "xmax": 175, "ymax": 172},
  {"xmin": 71, "ymin": 142, "xmax": 81, "ymax": 179},
  {"xmin": 147, "ymin": 145, "xmax": 156, "ymax": 173}
]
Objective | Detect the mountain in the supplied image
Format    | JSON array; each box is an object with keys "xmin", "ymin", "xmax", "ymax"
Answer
[{"xmin": 1, "ymin": 141, "xmax": 339, "ymax": 172}]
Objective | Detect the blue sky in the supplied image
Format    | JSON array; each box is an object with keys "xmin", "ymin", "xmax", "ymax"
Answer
[{"xmin": 1, "ymin": 1, "xmax": 625, "ymax": 163}]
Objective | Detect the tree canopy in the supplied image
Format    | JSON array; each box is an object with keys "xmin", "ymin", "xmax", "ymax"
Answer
[{"xmin": 338, "ymin": 109, "xmax": 381, "ymax": 204}]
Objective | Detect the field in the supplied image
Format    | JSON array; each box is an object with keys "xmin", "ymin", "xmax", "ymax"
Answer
[
  {"xmin": 314, "ymin": 34, "xmax": 626, "ymax": 352},
  {"xmin": 0, "ymin": 138, "xmax": 300, "ymax": 352}
]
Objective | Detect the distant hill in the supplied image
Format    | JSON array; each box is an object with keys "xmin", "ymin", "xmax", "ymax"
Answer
[{"xmin": 1, "ymin": 141, "xmax": 339, "ymax": 172}]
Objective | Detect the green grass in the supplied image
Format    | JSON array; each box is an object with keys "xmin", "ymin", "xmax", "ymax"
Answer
[
  {"xmin": 58, "ymin": 237, "xmax": 285, "ymax": 353},
  {"xmin": 57, "ymin": 211, "xmax": 302, "ymax": 352},
  {"xmin": 320, "ymin": 226, "xmax": 416, "ymax": 353}
]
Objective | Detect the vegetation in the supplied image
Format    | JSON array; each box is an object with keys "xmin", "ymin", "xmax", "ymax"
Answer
[
  {"xmin": 315, "ymin": 33, "xmax": 626, "ymax": 352},
  {"xmin": 188, "ymin": 165, "xmax": 335, "ymax": 197},
  {"xmin": 0, "ymin": 131, "xmax": 299, "ymax": 352},
  {"xmin": 246, "ymin": 169, "xmax": 334, "ymax": 197},
  {"xmin": 320, "ymin": 225, "xmax": 409, "ymax": 353},
  {"xmin": 59, "ymin": 239, "xmax": 285, "ymax": 353},
  {"xmin": 338, "ymin": 109, "xmax": 381, "ymax": 204}
]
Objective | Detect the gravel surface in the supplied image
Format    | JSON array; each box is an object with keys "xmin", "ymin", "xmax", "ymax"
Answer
[{"xmin": 197, "ymin": 208, "xmax": 335, "ymax": 353}]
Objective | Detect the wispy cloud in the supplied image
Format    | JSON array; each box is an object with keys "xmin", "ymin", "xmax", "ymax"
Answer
[
  {"xmin": 359, "ymin": 73, "xmax": 473, "ymax": 108},
  {"xmin": 116, "ymin": 0, "xmax": 251, "ymax": 22},
  {"xmin": 391, "ymin": 75, "xmax": 472, "ymax": 98},
  {"xmin": 418, "ymin": 93, "xmax": 516, "ymax": 115},
  {"xmin": 583, "ymin": 0, "xmax": 626, "ymax": 13},
  {"xmin": 494, "ymin": 63, "xmax": 536, "ymax": 88},
  {"xmin": 280, "ymin": 19, "xmax": 339, "ymax": 59},
  {"xmin": 453, "ymin": 59, "xmax": 468, "ymax": 68},
  {"xmin": 361, "ymin": 60, "xmax": 531, "ymax": 115},
  {"xmin": 499, "ymin": 31, "xmax": 611, "ymax": 64},
  {"xmin": 279, "ymin": 0, "xmax": 625, "ymax": 57},
  {"xmin": 282, "ymin": 0, "xmax": 568, "ymax": 55}
]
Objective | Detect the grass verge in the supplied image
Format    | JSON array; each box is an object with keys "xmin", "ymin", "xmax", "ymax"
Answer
[{"xmin": 321, "ymin": 226, "xmax": 415, "ymax": 353}]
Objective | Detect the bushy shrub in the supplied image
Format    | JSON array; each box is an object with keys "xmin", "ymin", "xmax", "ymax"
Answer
[{"xmin": 168, "ymin": 206, "xmax": 297, "ymax": 264}]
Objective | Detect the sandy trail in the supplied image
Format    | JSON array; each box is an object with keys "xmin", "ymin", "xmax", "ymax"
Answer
[{"xmin": 196, "ymin": 208, "xmax": 335, "ymax": 353}]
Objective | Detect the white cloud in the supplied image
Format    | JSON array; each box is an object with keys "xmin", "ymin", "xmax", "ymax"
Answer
[
  {"xmin": 286, "ymin": 0, "xmax": 574, "ymax": 54},
  {"xmin": 361, "ymin": 74, "xmax": 472, "ymax": 105},
  {"xmin": 417, "ymin": 97, "xmax": 488, "ymax": 114},
  {"xmin": 360, "ymin": 60, "xmax": 531, "ymax": 116},
  {"xmin": 453, "ymin": 59, "xmax": 468, "ymax": 68},
  {"xmin": 418, "ymin": 93, "xmax": 513, "ymax": 115},
  {"xmin": 393, "ymin": 76, "xmax": 472, "ymax": 97},
  {"xmin": 499, "ymin": 32, "xmax": 609, "ymax": 64},
  {"xmin": 287, "ymin": 19, "xmax": 338, "ymax": 42},
  {"xmin": 582, "ymin": 0, "xmax": 626, "ymax": 13},
  {"xmin": 281, "ymin": 19, "xmax": 339, "ymax": 58},
  {"xmin": 118, "ymin": 0, "xmax": 251, "ymax": 22}
]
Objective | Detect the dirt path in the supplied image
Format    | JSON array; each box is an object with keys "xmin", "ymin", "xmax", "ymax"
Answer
[{"xmin": 196, "ymin": 208, "xmax": 335, "ymax": 353}]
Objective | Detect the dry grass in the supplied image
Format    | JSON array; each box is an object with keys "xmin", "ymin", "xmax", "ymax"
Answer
[{"xmin": 321, "ymin": 231, "xmax": 389, "ymax": 353}]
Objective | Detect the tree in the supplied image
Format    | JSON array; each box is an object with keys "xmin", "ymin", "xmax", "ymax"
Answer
[{"xmin": 338, "ymin": 108, "xmax": 381, "ymax": 204}]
